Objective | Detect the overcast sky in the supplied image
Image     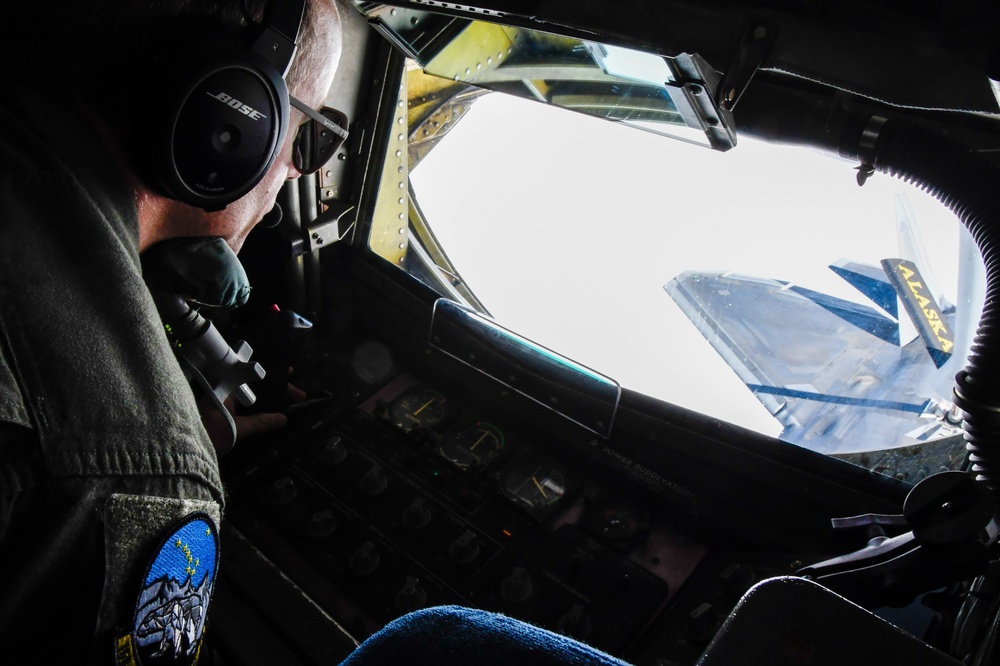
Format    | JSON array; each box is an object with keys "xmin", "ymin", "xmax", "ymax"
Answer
[{"xmin": 410, "ymin": 92, "xmax": 970, "ymax": 438}]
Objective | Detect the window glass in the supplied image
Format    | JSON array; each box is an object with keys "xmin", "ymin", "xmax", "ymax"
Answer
[{"xmin": 379, "ymin": 63, "xmax": 982, "ymax": 483}]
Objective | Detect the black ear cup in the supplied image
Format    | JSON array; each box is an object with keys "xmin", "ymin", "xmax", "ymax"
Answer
[
  {"xmin": 136, "ymin": 0, "xmax": 305, "ymax": 210},
  {"xmin": 151, "ymin": 49, "xmax": 290, "ymax": 210}
]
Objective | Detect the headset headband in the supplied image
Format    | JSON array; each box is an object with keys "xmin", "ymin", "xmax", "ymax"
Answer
[{"xmin": 252, "ymin": 0, "xmax": 307, "ymax": 76}]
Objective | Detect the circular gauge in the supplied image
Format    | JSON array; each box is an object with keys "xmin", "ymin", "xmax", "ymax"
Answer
[
  {"xmin": 589, "ymin": 503, "xmax": 644, "ymax": 541},
  {"xmin": 439, "ymin": 422, "xmax": 506, "ymax": 470},
  {"xmin": 503, "ymin": 457, "xmax": 567, "ymax": 510},
  {"xmin": 388, "ymin": 386, "xmax": 456, "ymax": 431}
]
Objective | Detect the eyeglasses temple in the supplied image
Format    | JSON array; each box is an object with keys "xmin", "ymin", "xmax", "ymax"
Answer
[{"xmin": 289, "ymin": 95, "xmax": 349, "ymax": 141}]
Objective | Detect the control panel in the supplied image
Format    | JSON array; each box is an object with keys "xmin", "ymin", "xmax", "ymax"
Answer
[{"xmin": 225, "ymin": 374, "xmax": 799, "ymax": 663}]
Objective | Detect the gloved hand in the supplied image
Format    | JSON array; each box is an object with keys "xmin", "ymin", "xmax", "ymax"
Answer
[
  {"xmin": 199, "ymin": 369, "xmax": 308, "ymax": 457},
  {"xmin": 142, "ymin": 237, "xmax": 299, "ymax": 456}
]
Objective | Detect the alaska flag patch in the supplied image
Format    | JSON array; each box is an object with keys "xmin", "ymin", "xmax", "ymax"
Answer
[{"xmin": 116, "ymin": 513, "xmax": 220, "ymax": 666}]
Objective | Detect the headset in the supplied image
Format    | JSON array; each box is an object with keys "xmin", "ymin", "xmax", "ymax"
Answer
[{"xmin": 145, "ymin": 0, "xmax": 307, "ymax": 211}]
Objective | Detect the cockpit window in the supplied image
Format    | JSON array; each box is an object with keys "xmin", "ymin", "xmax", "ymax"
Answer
[{"xmin": 368, "ymin": 59, "xmax": 982, "ymax": 485}]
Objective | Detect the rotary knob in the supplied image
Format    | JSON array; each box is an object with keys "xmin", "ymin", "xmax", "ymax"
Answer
[
  {"xmin": 306, "ymin": 509, "xmax": 338, "ymax": 539},
  {"xmin": 402, "ymin": 498, "xmax": 432, "ymax": 529},
  {"xmin": 349, "ymin": 541, "xmax": 381, "ymax": 576},
  {"xmin": 395, "ymin": 576, "xmax": 428, "ymax": 612},
  {"xmin": 266, "ymin": 476, "xmax": 298, "ymax": 506},
  {"xmin": 500, "ymin": 567, "xmax": 534, "ymax": 603},
  {"xmin": 448, "ymin": 530, "xmax": 480, "ymax": 564},
  {"xmin": 360, "ymin": 464, "xmax": 389, "ymax": 496},
  {"xmin": 557, "ymin": 604, "xmax": 592, "ymax": 641},
  {"xmin": 686, "ymin": 602, "xmax": 718, "ymax": 644},
  {"xmin": 318, "ymin": 436, "xmax": 348, "ymax": 466},
  {"xmin": 720, "ymin": 563, "xmax": 755, "ymax": 599}
]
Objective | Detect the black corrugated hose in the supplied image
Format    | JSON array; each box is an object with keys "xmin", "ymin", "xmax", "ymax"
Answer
[{"xmin": 845, "ymin": 116, "xmax": 1000, "ymax": 494}]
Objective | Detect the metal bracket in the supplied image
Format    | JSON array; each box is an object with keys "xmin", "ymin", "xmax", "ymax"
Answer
[
  {"xmin": 855, "ymin": 115, "xmax": 888, "ymax": 186},
  {"xmin": 798, "ymin": 471, "xmax": 999, "ymax": 608},
  {"xmin": 718, "ymin": 17, "xmax": 776, "ymax": 112},
  {"xmin": 290, "ymin": 200, "xmax": 357, "ymax": 256},
  {"xmin": 672, "ymin": 53, "xmax": 737, "ymax": 150}
]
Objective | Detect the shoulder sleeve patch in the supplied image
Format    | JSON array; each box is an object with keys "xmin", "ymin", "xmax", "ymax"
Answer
[
  {"xmin": 0, "ymin": 327, "xmax": 32, "ymax": 429},
  {"xmin": 101, "ymin": 495, "xmax": 221, "ymax": 666}
]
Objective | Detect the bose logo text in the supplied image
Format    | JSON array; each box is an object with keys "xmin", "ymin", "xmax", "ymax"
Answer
[{"xmin": 207, "ymin": 92, "xmax": 267, "ymax": 121}]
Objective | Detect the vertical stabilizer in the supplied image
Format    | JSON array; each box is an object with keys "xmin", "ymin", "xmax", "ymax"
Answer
[{"xmin": 896, "ymin": 194, "xmax": 951, "ymax": 310}]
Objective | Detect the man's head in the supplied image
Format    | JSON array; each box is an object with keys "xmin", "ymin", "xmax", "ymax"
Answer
[
  {"xmin": 134, "ymin": 0, "xmax": 346, "ymax": 252},
  {"xmin": 9, "ymin": 0, "xmax": 344, "ymax": 252}
]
